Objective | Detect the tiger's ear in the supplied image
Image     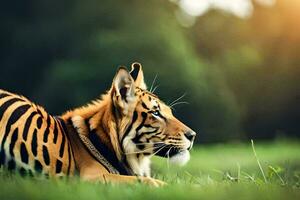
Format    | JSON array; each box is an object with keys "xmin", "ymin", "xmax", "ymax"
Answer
[
  {"xmin": 112, "ymin": 67, "xmax": 136, "ymax": 116},
  {"xmin": 130, "ymin": 62, "xmax": 147, "ymax": 90}
]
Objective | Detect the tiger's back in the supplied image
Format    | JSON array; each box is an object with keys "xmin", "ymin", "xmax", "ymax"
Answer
[{"xmin": 0, "ymin": 89, "xmax": 75, "ymax": 176}]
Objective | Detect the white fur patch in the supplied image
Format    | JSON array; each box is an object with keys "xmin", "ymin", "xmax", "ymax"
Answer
[
  {"xmin": 71, "ymin": 115, "xmax": 89, "ymax": 135},
  {"xmin": 169, "ymin": 150, "xmax": 190, "ymax": 166}
]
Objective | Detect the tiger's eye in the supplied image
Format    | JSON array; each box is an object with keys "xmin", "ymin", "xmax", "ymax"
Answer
[{"xmin": 152, "ymin": 111, "xmax": 160, "ymax": 116}]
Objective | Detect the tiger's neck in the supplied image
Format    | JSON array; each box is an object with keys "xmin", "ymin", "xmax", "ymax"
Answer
[
  {"xmin": 61, "ymin": 95, "xmax": 151, "ymax": 177},
  {"xmin": 126, "ymin": 153, "xmax": 151, "ymax": 177}
]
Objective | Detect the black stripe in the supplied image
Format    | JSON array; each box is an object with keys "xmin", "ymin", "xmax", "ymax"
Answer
[
  {"xmin": 89, "ymin": 131, "xmax": 132, "ymax": 175},
  {"xmin": 60, "ymin": 118, "xmax": 73, "ymax": 175},
  {"xmin": 7, "ymin": 159, "xmax": 16, "ymax": 170},
  {"xmin": 20, "ymin": 142, "xmax": 29, "ymax": 164},
  {"xmin": 147, "ymin": 133, "xmax": 164, "ymax": 142},
  {"xmin": 43, "ymin": 115, "xmax": 51, "ymax": 143},
  {"xmin": 145, "ymin": 129, "xmax": 159, "ymax": 135},
  {"xmin": 43, "ymin": 145, "xmax": 50, "ymax": 165},
  {"xmin": 53, "ymin": 119, "xmax": 59, "ymax": 144},
  {"xmin": 59, "ymin": 131, "xmax": 66, "ymax": 158},
  {"xmin": 66, "ymin": 142, "xmax": 72, "ymax": 175},
  {"xmin": 34, "ymin": 159, "xmax": 43, "ymax": 173},
  {"xmin": 85, "ymin": 118, "xmax": 91, "ymax": 132},
  {"xmin": 9, "ymin": 128, "xmax": 19, "ymax": 157},
  {"xmin": 57, "ymin": 118, "xmax": 68, "ymax": 158},
  {"xmin": 0, "ymin": 149, "xmax": 6, "ymax": 166},
  {"xmin": 135, "ymin": 112, "xmax": 147, "ymax": 132},
  {"xmin": 23, "ymin": 111, "xmax": 37, "ymax": 141},
  {"xmin": 59, "ymin": 117, "xmax": 69, "ymax": 136},
  {"xmin": 1, "ymin": 104, "xmax": 30, "ymax": 165},
  {"xmin": 36, "ymin": 117, "xmax": 42, "ymax": 129},
  {"xmin": 55, "ymin": 159, "xmax": 63, "ymax": 174},
  {"xmin": 0, "ymin": 93, "xmax": 10, "ymax": 99},
  {"xmin": 132, "ymin": 132, "xmax": 145, "ymax": 145},
  {"xmin": 141, "ymin": 102, "xmax": 149, "ymax": 110},
  {"xmin": 121, "ymin": 111, "xmax": 138, "ymax": 145},
  {"xmin": 135, "ymin": 143, "xmax": 145, "ymax": 150},
  {"xmin": 0, "ymin": 98, "xmax": 24, "ymax": 121},
  {"xmin": 144, "ymin": 124, "xmax": 156, "ymax": 128},
  {"xmin": 36, "ymin": 108, "xmax": 43, "ymax": 116},
  {"xmin": 132, "ymin": 129, "xmax": 158, "ymax": 145},
  {"xmin": 31, "ymin": 129, "xmax": 38, "ymax": 156},
  {"xmin": 159, "ymin": 114, "xmax": 167, "ymax": 122}
]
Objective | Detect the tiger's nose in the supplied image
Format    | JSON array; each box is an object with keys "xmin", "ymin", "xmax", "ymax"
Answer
[{"xmin": 184, "ymin": 131, "xmax": 196, "ymax": 142}]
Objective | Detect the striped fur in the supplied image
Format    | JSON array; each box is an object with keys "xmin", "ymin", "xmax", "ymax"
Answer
[
  {"xmin": 0, "ymin": 90, "xmax": 75, "ymax": 176},
  {"xmin": 0, "ymin": 63, "xmax": 196, "ymax": 186}
]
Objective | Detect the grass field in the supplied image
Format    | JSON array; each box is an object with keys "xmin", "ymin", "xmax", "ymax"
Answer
[{"xmin": 1, "ymin": 140, "xmax": 300, "ymax": 200}]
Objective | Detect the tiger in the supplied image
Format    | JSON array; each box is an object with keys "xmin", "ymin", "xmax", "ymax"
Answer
[{"xmin": 0, "ymin": 63, "xmax": 196, "ymax": 186}]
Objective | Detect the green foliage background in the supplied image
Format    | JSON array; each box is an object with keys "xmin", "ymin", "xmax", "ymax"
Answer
[{"xmin": 0, "ymin": 0, "xmax": 299, "ymax": 143}]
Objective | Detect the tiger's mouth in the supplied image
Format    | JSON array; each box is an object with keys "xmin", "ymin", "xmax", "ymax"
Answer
[
  {"xmin": 153, "ymin": 143, "xmax": 186, "ymax": 158},
  {"xmin": 153, "ymin": 143, "xmax": 191, "ymax": 166}
]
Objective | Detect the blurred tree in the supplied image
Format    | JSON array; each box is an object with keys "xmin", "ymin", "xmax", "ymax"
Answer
[
  {"xmin": 189, "ymin": 0, "xmax": 300, "ymax": 140},
  {"xmin": 0, "ymin": 0, "xmax": 299, "ymax": 143}
]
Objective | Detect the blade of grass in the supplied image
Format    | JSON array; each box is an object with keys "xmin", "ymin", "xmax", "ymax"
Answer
[
  {"xmin": 242, "ymin": 171, "xmax": 255, "ymax": 182},
  {"xmin": 251, "ymin": 139, "xmax": 267, "ymax": 183},
  {"xmin": 269, "ymin": 166, "xmax": 286, "ymax": 185},
  {"xmin": 237, "ymin": 163, "xmax": 241, "ymax": 183}
]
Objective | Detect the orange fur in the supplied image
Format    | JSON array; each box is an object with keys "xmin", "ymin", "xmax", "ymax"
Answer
[{"xmin": 0, "ymin": 63, "xmax": 195, "ymax": 187}]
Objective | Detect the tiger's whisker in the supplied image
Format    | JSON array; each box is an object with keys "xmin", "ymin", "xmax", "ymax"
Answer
[
  {"xmin": 134, "ymin": 141, "xmax": 164, "ymax": 145},
  {"xmin": 169, "ymin": 93, "xmax": 186, "ymax": 107},
  {"xmin": 149, "ymin": 144, "xmax": 168, "ymax": 159},
  {"xmin": 151, "ymin": 85, "xmax": 159, "ymax": 93},
  {"xmin": 125, "ymin": 144, "xmax": 165, "ymax": 155},
  {"xmin": 149, "ymin": 74, "xmax": 158, "ymax": 93},
  {"xmin": 166, "ymin": 146, "xmax": 174, "ymax": 170},
  {"xmin": 125, "ymin": 146, "xmax": 156, "ymax": 155},
  {"xmin": 170, "ymin": 101, "xmax": 189, "ymax": 108},
  {"xmin": 164, "ymin": 142, "xmax": 186, "ymax": 146}
]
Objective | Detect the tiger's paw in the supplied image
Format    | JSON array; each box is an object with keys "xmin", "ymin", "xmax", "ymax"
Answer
[{"xmin": 138, "ymin": 177, "xmax": 167, "ymax": 187}]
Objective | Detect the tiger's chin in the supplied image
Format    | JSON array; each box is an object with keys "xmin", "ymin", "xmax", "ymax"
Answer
[{"xmin": 169, "ymin": 150, "xmax": 190, "ymax": 166}]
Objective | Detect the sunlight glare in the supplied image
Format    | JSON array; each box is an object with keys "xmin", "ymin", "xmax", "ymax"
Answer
[{"xmin": 177, "ymin": 0, "xmax": 276, "ymax": 19}]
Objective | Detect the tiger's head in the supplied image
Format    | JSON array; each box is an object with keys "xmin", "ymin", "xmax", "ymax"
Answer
[
  {"xmin": 111, "ymin": 63, "xmax": 196, "ymax": 176},
  {"xmin": 68, "ymin": 62, "xmax": 196, "ymax": 176}
]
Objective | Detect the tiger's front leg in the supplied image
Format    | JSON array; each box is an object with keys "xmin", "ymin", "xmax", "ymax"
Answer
[
  {"xmin": 83, "ymin": 173, "xmax": 166, "ymax": 187},
  {"xmin": 79, "ymin": 161, "xmax": 166, "ymax": 187},
  {"xmin": 101, "ymin": 174, "xmax": 166, "ymax": 187}
]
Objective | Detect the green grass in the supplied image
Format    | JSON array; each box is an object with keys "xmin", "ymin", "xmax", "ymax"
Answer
[{"xmin": 1, "ymin": 140, "xmax": 300, "ymax": 200}]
